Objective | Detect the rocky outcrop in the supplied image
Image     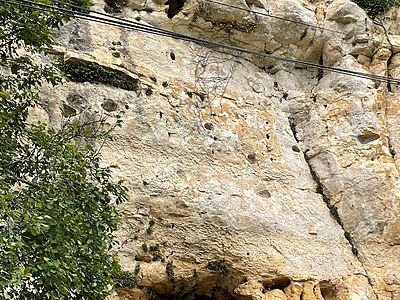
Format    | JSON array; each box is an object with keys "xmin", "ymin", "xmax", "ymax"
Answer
[{"xmin": 36, "ymin": 0, "xmax": 400, "ymax": 299}]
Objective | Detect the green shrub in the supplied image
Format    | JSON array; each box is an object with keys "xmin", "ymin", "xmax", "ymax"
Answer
[{"xmin": 353, "ymin": 0, "xmax": 400, "ymax": 17}]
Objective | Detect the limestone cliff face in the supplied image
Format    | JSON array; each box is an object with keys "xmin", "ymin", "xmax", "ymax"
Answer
[{"xmin": 39, "ymin": 0, "xmax": 400, "ymax": 299}]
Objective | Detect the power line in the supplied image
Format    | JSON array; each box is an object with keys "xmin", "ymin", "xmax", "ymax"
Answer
[
  {"xmin": 1, "ymin": 0, "xmax": 398, "ymax": 85},
  {"xmin": 207, "ymin": 0, "xmax": 343, "ymax": 34}
]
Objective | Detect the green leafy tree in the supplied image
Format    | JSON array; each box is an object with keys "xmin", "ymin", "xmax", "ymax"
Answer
[
  {"xmin": 353, "ymin": 0, "xmax": 400, "ymax": 17},
  {"xmin": 0, "ymin": 0, "xmax": 127, "ymax": 298}
]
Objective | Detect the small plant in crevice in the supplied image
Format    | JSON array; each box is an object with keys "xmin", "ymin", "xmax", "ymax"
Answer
[
  {"xmin": 104, "ymin": 0, "xmax": 128, "ymax": 13},
  {"xmin": 206, "ymin": 259, "xmax": 229, "ymax": 274},
  {"xmin": 146, "ymin": 219, "xmax": 156, "ymax": 235},
  {"xmin": 193, "ymin": 0, "xmax": 212, "ymax": 21},
  {"xmin": 166, "ymin": 260, "xmax": 175, "ymax": 282},
  {"xmin": 148, "ymin": 243, "xmax": 163, "ymax": 262},
  {"xmin": 112, "ymin": 269, "xmax": 139, "ymax": 288},
  {"xmin": 216, "ymin": 19, "xmax": 257, "ymax": 34}
]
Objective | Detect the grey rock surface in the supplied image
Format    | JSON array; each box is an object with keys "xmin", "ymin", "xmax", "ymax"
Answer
[{"xmin": 36, "ymin": 0, "xmax": 400, "ymax": 299}]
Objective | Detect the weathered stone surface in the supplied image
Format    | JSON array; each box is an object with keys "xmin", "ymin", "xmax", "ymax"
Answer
[{"xmin": 34, "ymin": 0, "xmax": 400, "ymax": 298}]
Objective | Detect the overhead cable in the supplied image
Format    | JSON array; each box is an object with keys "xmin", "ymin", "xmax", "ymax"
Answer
[{"xmin": 1, "ymin": 0, "xmax": 398, "ymax": 85}]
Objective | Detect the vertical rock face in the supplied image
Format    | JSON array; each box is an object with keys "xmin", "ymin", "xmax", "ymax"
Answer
[{"xmin": 38, "ymin": 0, "xmax": 400, "ymax": 299}]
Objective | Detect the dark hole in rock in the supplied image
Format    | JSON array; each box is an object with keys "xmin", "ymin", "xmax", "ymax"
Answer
[
  {"xmin": 157, "ymin": 294, "xmax": 215, "ymax": 300},
  {"xmin": 300, "ymin": 28, "xmax": 308, "ymax": 40},
  {"xmin": 186, "ymin": 91, "xmax": 193, "ymax": 98},
  {"xmin": 170, "ymin": 51, "xmax": 176, "ymax": 60},
  {"xmin": 112, "ymin": 52, "xmax": 121, "ymax": 58},
  {"xmin": 198, "ymin": 93, "xmax": 206, "ymax": 102},
  {"xmin": 283, "ymin": 92, "xmax": 288, "ymax": 99},
  {"xmin": 292, "ymin": 145, "xmax": 301, "ymax": 152},
  {"xmin": 102, "ymin": 99, "xmax": 119, "ymax": 112},
  {"xmin": 319, "ymin": 281, "xmax": 337, "ymax": 300},
  {"xmin": 247, "ymin": 153, "xmax": 256, "ymax": 161},
  {"xmin": 62, "ymin": 103, "xmax": 77, "ymax": 117},
  {"xmin": 135, "ymin": 16, "xmax": 141, "ymax": 21},
  {"xmin": 258, "ymin": 189, "xmax": 271, "ymax": 198},
  {"xmin": 163, "ymin": 81, "xmax": 169, "ymax": 87},
  {"xmin": 247, "ymin": 153, "xmax": 257, "ymax": 164},
  {"xmin": 312, "ymin": 94, "xmax": 317, "ymax": 102},
  {"xmin": 146, "ymin": 88, "xmax": 153, "ymax": 96},
  {"xmin": 389, "ymin": 145, "xmax": 396, "ymax": 158},
  {"xmin": 262, "ymin": 276, "xmax": 291, "ymax": 291},
  {"xmin": 266, "ymin": 133, "xmax": 270, "ymax": 139},
  {"xmin": 155, "ymin": 291, "xmax": 235, "ymax": 300},
  {"xmin": 213, "ymin": 137, "xmax": 218, "ymax": 141},
  {"xmin": 166, "ymin": 0, "xmax": 186, "ymax": 18},
  {"xmin": 66, "ymin": 93, "xmax": 86, "ymax": 107},
  {"xmin": 357, "ymin": 130, "xmax": 380, "ymax": 144},
  {"xmin": 125, "ymin": 104, "xmax": 129, "ymax": 110},
  {"xmin": 204, "ymin": 122, "xmax": 214, "ymax": 130},
  {"xmin": 150, "ymin": 76, "xmax": 157, "ymax": 82}
]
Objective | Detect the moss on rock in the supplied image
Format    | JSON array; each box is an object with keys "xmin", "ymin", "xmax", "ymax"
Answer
[{"xmin": 60, "ymin": 58, "xmax": 139, "ymax": 91}]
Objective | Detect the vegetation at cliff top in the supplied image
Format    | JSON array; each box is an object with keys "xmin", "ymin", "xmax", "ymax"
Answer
[
  {"xmin": 0, "ymin": 0, "xmax": 127, "ymax": 299},
  {"xmin": 353, "ymin": 0, "xmax": 400, "ymax": 17}
]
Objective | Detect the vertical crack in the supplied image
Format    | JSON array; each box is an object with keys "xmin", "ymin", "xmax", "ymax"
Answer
[
  {"xmin": 288, "ymin": 120, "xmax": 358, "ymax": 256},
  {"xmin": 289, "ymin": 120, "xmax": 379, "ymax": 300}
]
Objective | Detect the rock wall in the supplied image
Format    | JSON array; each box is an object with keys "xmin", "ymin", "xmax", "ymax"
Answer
[{"xmin": 38, "ymin": 0, "xmax": 400, "ymax": 299}]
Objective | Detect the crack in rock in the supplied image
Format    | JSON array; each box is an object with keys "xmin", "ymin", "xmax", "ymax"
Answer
[{"xmin": 287, "ymin": 119, "xmax": 380, "ymax": 299}]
